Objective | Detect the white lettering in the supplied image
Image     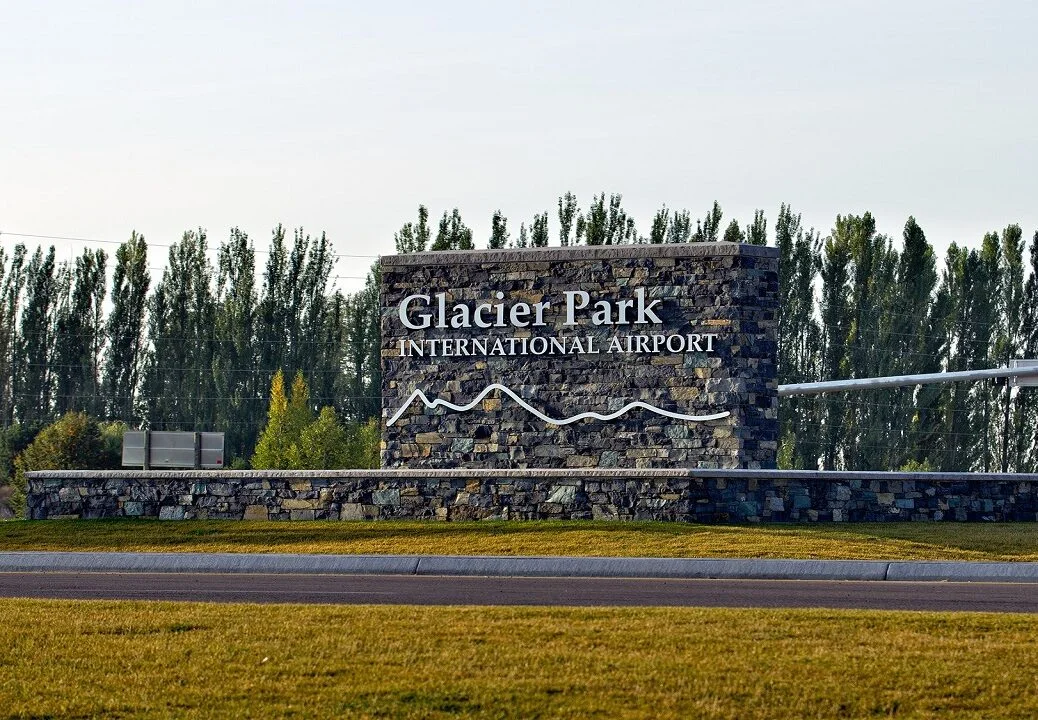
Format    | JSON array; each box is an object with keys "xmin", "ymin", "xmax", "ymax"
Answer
[
  {"xmin": 591, "ymin": 300, "xmax": 613, "ymax": 326},
  {"xmin": 564, "ymin": 291, "xmax": 589, "ymax": 325},
  {"xmin": 635, "ymin": 288, "xmax": 663, "ymax": 324},
  {"xmin": 509, "ymin": 303, "xmax": 532, "ymax": 327},
  {"xmin": 532, "ymin": 301, "xmax": 550, "ymax": 326},
  {"xmin": 399, "ymin": 294, "xmax": 431, "ymax": 330},
  {"xmin": 474, "ymin": 303, "xmax": 494, "ymax": 328}
]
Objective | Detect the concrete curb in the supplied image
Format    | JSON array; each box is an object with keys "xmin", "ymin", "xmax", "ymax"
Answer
[{"xmin": 2, "ymin": 552, "xmax": 1038, "ymax": 582}]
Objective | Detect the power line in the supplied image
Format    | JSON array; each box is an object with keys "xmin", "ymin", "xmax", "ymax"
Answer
[{"xmin": 0, "ymin": 231, "xmax": 381, "ymax": 260}]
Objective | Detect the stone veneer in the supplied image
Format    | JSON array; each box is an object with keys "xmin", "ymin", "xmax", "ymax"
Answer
[
  {"xmin": 381, "ymin": 243, "xmax": 779, "ymax": 469},
  {"xmin": 26, "ymin": 469, "xmax": 1038, "ymax": 522}
]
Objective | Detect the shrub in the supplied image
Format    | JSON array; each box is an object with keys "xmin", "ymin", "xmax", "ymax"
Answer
[
  {"xmin": 12, "ymin": 412, "xmax": 120, "ymax": 518},
  {"xmin": 289, "ymin": 406, "xmax": 351, "ymax": 470},
  {"xmin": 346, "ymin": 418, "xmax": 381, "ymax": 469}
]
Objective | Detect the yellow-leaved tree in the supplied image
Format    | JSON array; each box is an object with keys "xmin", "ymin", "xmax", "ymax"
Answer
[
  {"xmin": 252, "ymin": 370, "xmax": 380, "ymax": 470},
  {"xmin": 251, "ymin": 370, "xmax": 292, "ymax": 469}
]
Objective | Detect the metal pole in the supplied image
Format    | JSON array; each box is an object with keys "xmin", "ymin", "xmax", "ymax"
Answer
[{"xmin": 778, "ymin": 365, "xmax": 1038, "ymax": 397}]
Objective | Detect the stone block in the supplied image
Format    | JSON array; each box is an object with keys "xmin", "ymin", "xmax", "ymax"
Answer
[
  {"xmin": 547, "ymin": 486, "xmax": 577, "ymax": 504},
  {"xmin": 243, "ymin": 504, "xmax": 268, "ymax": 521},
  {"xmin": 372, "ymin": 489, "xmax": 401, "ymax": 506},
  {"xmin": 158, "ymin": 506, "xmax": 185, "ymax": 521}
]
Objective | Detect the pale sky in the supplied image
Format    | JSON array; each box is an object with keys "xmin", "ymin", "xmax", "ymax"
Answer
[{"xmin": 2, "ymin": 0, "xmax": 1036, "ymax": 293}]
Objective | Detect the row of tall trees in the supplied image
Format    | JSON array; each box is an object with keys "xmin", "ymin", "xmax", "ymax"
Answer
[
  {"xmin": 395, "ymin": 195, "xmax": 769, "ymax": 253},
  {"xmin": 0, "ymin": 226, "xmax": 380, "ymax": 463},
  {"xmin": 776, "ymin": 208, "xmax": 1038, "ymax": 473},
  {"xmin": 1, "ymin": 193, "xmax": 1035, "ymax": 472}
]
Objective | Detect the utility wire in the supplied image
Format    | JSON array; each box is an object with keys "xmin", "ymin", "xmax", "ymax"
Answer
[{"xmin": 0, "ymin": 231, "xmax": 381, "ymax": 260}]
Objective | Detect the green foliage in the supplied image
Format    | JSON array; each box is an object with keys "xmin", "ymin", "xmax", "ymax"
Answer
[
  {"xmin": 53, "ymin": 248, "xmax": 107, "ymax": 418},
  {"xmin": 514, "ymin": 222, "xmax": 528, "ymax": 249},
  {"xmin": 666, "ymin": 210, "xmax": 692, "ymax": 244},
  {"xmin": 251, "ymin": 370, "xmax": 291, "ymax": 469},
  {"xmin": 140, "ymin": 229, "xmax": 216, "ymax": 432},
  {"xmin": 289, "ymin": 406, "xmax": 350, "ymax": 469},
  {"xmin": 557, "ymin": 192, "xmax": 578, "ymax": 247},
  {"xmin": 530, "ymin": 212, "xmax": 550, "ymax": 248},
  {"xmin": 286, "ymin": 370, "xmax": 314, "ymax": 439},
  {"xmin": 347, "ymin": 418, "xmax": 381, "ymax": 469},
  {"xmin": 15, "ymin": 412, "xmax": 118, "ymax": 473},
  {"xmin": 16, "ymin": 246, "xmax": 57, "ymax": 425},
  {"xmin": 745, "ymin": 209, "xmax": 767, "ymax": 246},
  {"xmin": 103, "ymin": 231, "xmax": 149, "ymax": 422},
  {"xmin": 649, "ymin": 207, "xmax": 669, "ymax": 245},
  {"xmin": 254, "ymin": 372, "xmax": 375, "ymax": 470},
  {"xmin": 777, "ymin": 430, "xmax": 796, "ymax": 470},
  {"xmin": 899, "ymin": 458, "xmax": 934, "ymax": 472},
  {"xmin": 99, "ymin": 421, "xmax": 128, "ymax": 464},
  {"xmin": 488, "ymin": 210, "xmax": 509, "ymax": 249},
  {"xmin": 431, "ymin": 208, "xmax": 473, "ymax": 251},
  {"xmin": 692, "ymin": 201, "xmax": 723, "ymax": 242},
  {"xmin": 580, "ymin": 193, "xmax": 635, "ymax": 246},
  {"xmin": 0, "ymin": 200, "xmax": 1036, "ymax": 474},
  {"xmin": 722, "ymin": 219, "xmax": 745, "ymax": 244},
  {"xmin": 394, "ymin": 205, "xmax": 430, "ymax": 254},
  {"xmin": 12, "ymin": 412, "xmax": 119, "ymax": 517}
]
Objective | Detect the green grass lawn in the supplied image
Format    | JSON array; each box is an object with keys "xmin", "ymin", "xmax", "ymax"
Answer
[
  {"xmin": 2, "ymin": 519, "xmax": 1038, "ymax": 560},
  {"xmin": 1, "ymin": 599, "xmax": 1036, "ymax": 719}
]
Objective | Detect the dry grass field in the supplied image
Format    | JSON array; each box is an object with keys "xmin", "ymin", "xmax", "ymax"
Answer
[
  {"xmin": 2, "ymin": 599, "xmax": 1037, "ymax": 719},
  {"xmin": 2, "ymin": 518, "xmax": 1038, "ymax": 561}
]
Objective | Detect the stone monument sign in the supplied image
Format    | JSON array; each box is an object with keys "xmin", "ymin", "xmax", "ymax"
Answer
[{"xmin": 381, "ymin": 242, "xmax": 778, "ymax": 469}]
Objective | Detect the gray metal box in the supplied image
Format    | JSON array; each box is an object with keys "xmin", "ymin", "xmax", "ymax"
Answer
[{"xmin": 122, "ymin": 431, "xmax": 225, "ymax": 469}]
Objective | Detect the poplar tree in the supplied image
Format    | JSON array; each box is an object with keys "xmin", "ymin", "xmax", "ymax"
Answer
[
  {"xmin": 722, "ymin": 219, "xmax": 745, "ymax": 243},
  {"xmin": 16, "ymin": 246, "xmax": 57, "ymax": 426},
  {"xmin": 818, "ymin": 229, "xmax": 852, "ymax": 467},
  {"xmin": 746, "ymin": 210, "xmax": 767, "ymax": 245},
  {"xmin": 581, "ymin": 194, "xmax": 631, "ymax": 245},
  {"xmin": 341, "ymin": 264, "xmax": 380, "ymax": 422},
  {"xmin": 431, "ymin": 209, "xmax": 473, "ymax": 250},
  {"xmin": 140, "ymin": 230, "xmax": 215, "ymax": 430},
  {"xmin": 0, "ymin": 245, "xmax": 27, "ymax": 425},
  {"xmin": 213, "ymin": 227, "xmax": 258, "ymax": 461},
  {"xmin": 1017, "ymin": 231, "xmax": 1038, "ymax": 471},
  {"xmin": 666, "ymin": 210, "xmax": 692, "ymax": 244},
  {"xmin": 531, "ymin": 212, "xmax": 550, "ymax": 247},
  {"xmin": 995, "ymin": 224, "xmax": 1024, "ymax": 471},
  {"xmin": 557, "ymin": 192, "xmax": 578, "ymax": 247},
  {"xmin": 255, "ymin": 225, "xmax": 336, "ymax": 415},
  {"xmin": 775, "ymin": 205, "xmax": 821, "ymax": 468},
  {"xmin": 488, "ymin": 210, "xmax": 509, "ymax": 249},
  {"xmin": 103, "ymin": 232, "xmax": 149, "ymax": 423},
  {"xmin": 968, "ymin": 234, "xmax": 1001, "ymax": 471},
  {"xmin": 514, "ymin": 223, "xmax": 529, "ymax": 248},
  {"xmin": 649, "ymin": 207, "xmax": 669, "ymax": 245},
  {"xmin": 52, "ymin": 249, "xmax": 107, "ymax": 417},
  {"xmin": 893, "ymin": 218, "xmax": 939, "ymax": 467},
  {"xmin": 692, "ymin": 202, "xmax": 723, "ymax": 242},
  {"xmin": 394, "ymin": 205, "xmax": 430, "ymax": 254}
]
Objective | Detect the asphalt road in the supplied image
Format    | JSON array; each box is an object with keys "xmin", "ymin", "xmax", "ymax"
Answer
[{"xmin": 2, "ymin": 572, "xmax": 1037, "ymax": 612}]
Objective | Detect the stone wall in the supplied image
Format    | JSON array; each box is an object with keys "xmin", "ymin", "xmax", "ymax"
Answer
[
  {"xmin": 26, "ymin": 469, "xmax": 1038, "ymax": 522},
  {"xmin": 381, "ymin": 243, "xmax": 779, "ymax": 470}
]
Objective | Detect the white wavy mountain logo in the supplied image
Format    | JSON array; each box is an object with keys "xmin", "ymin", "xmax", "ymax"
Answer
[{"xmin": 386, "ymin": 383, "xmax": 730, "ymax": 427}]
